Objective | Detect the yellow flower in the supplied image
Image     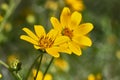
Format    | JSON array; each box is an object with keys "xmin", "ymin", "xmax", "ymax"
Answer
[
  {"xmin": 54, "ymin": 58, "xmax": 69, "ymax": 72},
  {"xmin": 7, "ymin": 54, "xmax": 21, "ymax": 71},
  {"xmin": 65, "ymin": 0, "xmax": 84, "ymax": 11},
  {"xmin": 45, "ymin": 0, "xmax": 58, "ymax": 10},
  {"xmin": 0, "ymin": 73, "xmax": 2, "ymax": 79},
  {"xmin": 88, "ymin": 73, "xmax": 102, "ymax": 80},
  {"xmin": 32, "ymin": 69, "xmax": 52, "ymax": 80},
  {"xmin": 20, "ymin": 25, "xmax": 69, "ymax": 57},
  {"xmin": 0, "ymin": 15, "xmax": 3, "ymax": 22},
  {"xmin": 50, "ymin": 7, "xmax": 93, "ymax": 56}
]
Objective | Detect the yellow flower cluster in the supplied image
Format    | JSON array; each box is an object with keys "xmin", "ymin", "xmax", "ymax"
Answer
[
  {"xmin": 88, "ymin": 73, "xmax": 102, "ymax": 80},
  {"xmin": 30, "ymin": 69, "xmax": 52, "ymax": 80},
  {"xmin": 20, "ymin": 7, "xmax": 93, "ymax": 58}
]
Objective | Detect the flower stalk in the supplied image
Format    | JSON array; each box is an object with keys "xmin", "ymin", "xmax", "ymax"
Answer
[
  {"xmin": 42, "ymin": 57, "xmax": 54, "ymax": 80},
  {"xmin": 34, "ymin": 53, "xmax": 43, "ymax": 80}
]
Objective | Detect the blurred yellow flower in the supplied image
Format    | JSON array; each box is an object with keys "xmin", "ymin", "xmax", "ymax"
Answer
[
  {"xmin": 0, "ymin": 15, "xmax": 3, "ymax": 22},
  {"xmin": 45, "ymin": 0, "xmax": 58, "ymax": 10},
  {"xmin": 26, "ymin": 14, "xmax": 35, "ymax": 24},
  {"xmin": 4, "ymin": 22, "xmax": 12, "ymax": 32},
  {"xmin": 20, "ymin": 25, "xmax": 69, "ymax": 57},
  {"xmin": 88, "ymin": 73, "xmax": 102, "ymax": 80},
  {"xmin": 54, "ymin": 58, "xmax": 69, "ymax": 72},
  {"xmin": 32, "ymin": 69, "xmax": 52, "ymax": 80},
  {"xmin": 116, "ymin": 50, "xmax": 120, "ymax": 60},
  {"xmin": 51, "ymin": 7, "xmax": 93, "ymax": 56},
  {"xmin": 65, "ymin": 0, "xmax": 84, "ymax": 11},
  {"xmin": 7, "ymin": 54, "xmax": 21, "ymax": 71},
  {"xmin": 0, "ymin": 73, "xmax": 2, "ymax": 79},
  {"xmin": 0, "ymin": 3, "xmax": 8, "ymax": 11}
]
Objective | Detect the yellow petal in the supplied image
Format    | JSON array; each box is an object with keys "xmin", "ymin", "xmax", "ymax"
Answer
[
  {"xmin": 50, "ymin": 17, "xmax": 62, "ymax": 31},
  {"xmin": 73, "ymin": 35, "xmax": 92, "ymax": 46},
  {"xmin": 44, "ymin": 74, "xmax": 52, "ymax": 80},
  {"xmin": 47, "ymin": 29, "xmax": 58, "ymax": 39},
  {"xmin": 34, "ymin": 25, "xmax": 46, "ymax": 38},
  {"xmin": 46, "ymin": 47, "xmax": 60, "ymax": 57},
  {"xmin": 22, "ymin": 28, "xmax": 39, "ymax": 41},
  {"xmin": 75, "ymin": 23, "xmax": 94, "ymax": 35},
  {"xmin": 58, "ymin": 43, "xmax": 72, "ymax": 54},
  {"xmin": 20, "ymin": 35, "xmax": 38, "ymax": 45},
  {"xmin": 34, "ymin": 45, "xmax": 41, "ymax": 49},
  {"xmin": 54, "ymin": 36, "xmax": 69, "ymax": 45},
  {"xmin": 60, "ymin": 7, "xmax": 71, "ymax": 28},
  {"xmin": 71, "ymin": 11, "xmax": 82, "ymax": 26},
  {"xmin": 68, "ymin": 42, "xmax": 82, "ymax": 56}
]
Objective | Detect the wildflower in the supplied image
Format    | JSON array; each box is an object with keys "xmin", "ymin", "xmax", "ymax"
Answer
[
  {"xmin": 20, "ymin": 25, "xmax": 69, "ymax": 57},
  {"xmin": 0, "ymin": 3, "xmax": 8, "ymax": 11},
  {"xmin": 51, "ymin": 7, "xmax": 93, "ymax": 56},
  {"xmin": 26, "ymin": 14, "xmax": 35, "ymax": 24},
  {"xmin": 0, "ymin": 15, "xmax": 3, "ymax": 22},
  {"xmin": 88, "ymin": 73, "xmax": 102, "ymax": 80},
  {"xmin": 32, "ymin": 69, "xmax": 52, "ymax": 80},
  {"xmin": 7, "ymin": 54, "xmax": 21, "ymax": 72},
  {"xmin": 65, "ymin": 0, "xmax": 84, "ymax": 11},
  {"xmin": 45, "ymin": 0, "xmax": 58, "ymax": 10},
  {"xmin": 0, "ymin": 73, "xmax": 2, "ymax": 78},
  {"xmin": 54, "ymin": 58, "xmax": 69, "ymax": 72},
  {"xmin": 116, "ymin": 50, "xmax": 120, "ymax": 60}
]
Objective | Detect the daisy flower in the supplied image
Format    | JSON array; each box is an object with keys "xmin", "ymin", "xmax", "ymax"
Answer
[
  {"xmin": 20, "ymin": 25, "xmax": 69, "ymax": 57},
  {"xmin": 50, "ymin": 7, "xmax": 93, "ymax": 56}
]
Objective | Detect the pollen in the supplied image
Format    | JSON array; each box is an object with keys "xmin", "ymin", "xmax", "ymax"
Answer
[
  {"xmin": 62, "ymin": 28, "xmax": 73, "ymax": 39},
  {"xmin": 38, "ymin": 36, "xmax": 54, "ymax": 49}
]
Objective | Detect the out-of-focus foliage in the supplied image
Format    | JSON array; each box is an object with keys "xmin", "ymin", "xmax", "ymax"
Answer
[{"xmin": 0, "ymin": 0, "xmax": 120, "ymax": 80}]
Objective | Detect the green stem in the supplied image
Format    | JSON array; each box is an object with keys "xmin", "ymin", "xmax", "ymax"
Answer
[
  {"xmin": 25, "ymin": 54, "xmax": 41, "ymax": 80},
  {"xmin": 42, "ymin": 57, "xmax": 54, "ymax": 80},
  {"xmin": 0, "ymin": 0, "xmax": 21, "ymax": 32},
  {"xmin": 34, "ymin": 53, "xmax": 43, "ymax": 80},
  {"xmin": 0, "ymin": 60, "xmax": 9, "ymax": 68}
]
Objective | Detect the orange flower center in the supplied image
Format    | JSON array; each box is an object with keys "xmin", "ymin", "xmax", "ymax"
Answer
[
  {"xmin": 38, "ymin": 36, "xmax": 54, "ymax": 49},
  {"xmin": 62, "ymin": 28, "xmax": 73, "ymax": 39}
]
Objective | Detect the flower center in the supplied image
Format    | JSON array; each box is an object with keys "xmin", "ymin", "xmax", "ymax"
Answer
[
  {"xmin": 62, "ymin": 28, "xmax": 73, "ymax": 39},
  {"xmin": 38, "ymin": 36, "xmax": 54, "ymax": 49}
]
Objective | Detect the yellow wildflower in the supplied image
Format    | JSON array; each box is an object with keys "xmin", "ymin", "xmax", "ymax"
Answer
[
  {"xmin": 32, "ymin": 69, "xmax": 52, "ymax": 80},
  {"xmin": 20, "ymin": 25, "xmax": 69, "ymax": 57},
  {"xmin": 88, "ymin": 73, "xmax": 102, "ymax": 80},
  {"xmin": 0, "ymin": 73, "xmax": 2, "ymax": 78},
  {"xmin": 45, "ymin": 0, "xmax": 58, "ymax": 10},
  {"xmin": 51, "ymin": 7, "xmax": 93, "ymax": 56},
  {"xmin": 1, "ymin": 3, "xmax": 8, "ymax": 11},
  {"xmin": 54, "ymin": 58, "xmax": 69, "ymax": 72},
  {"xmin": 26, "ymin": 14, "xmax": 35, "ymax": 24},
  {"xmin": 0, "ymin": 15, "xmax": 3, "ymax": 22},
  {"xmin": 65, "ymin": 0, "xmax": 84, "ymax": 11},
  {"xmin": 7, "ymin": 54, "xmax": 21, "ymax": 71}
]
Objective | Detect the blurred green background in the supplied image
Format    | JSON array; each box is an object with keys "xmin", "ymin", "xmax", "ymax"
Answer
[{"xmin": 0, "ymin": 0, "xmax": 120, "ymax": 80}]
